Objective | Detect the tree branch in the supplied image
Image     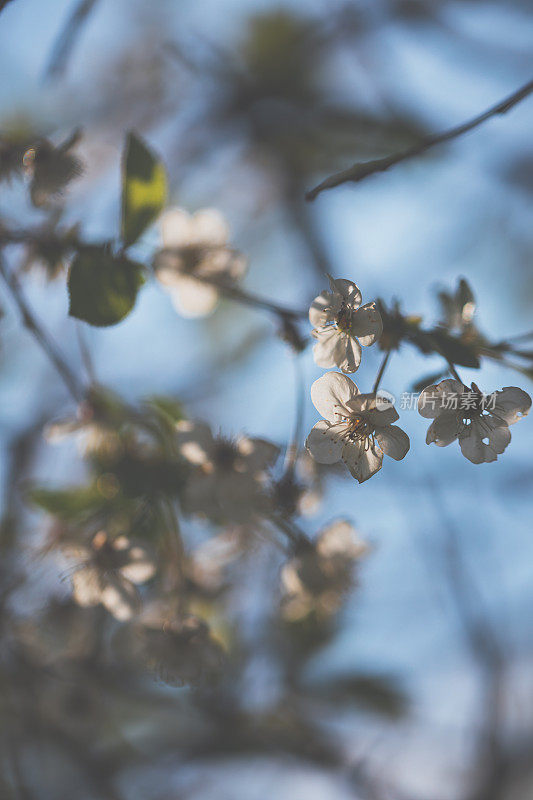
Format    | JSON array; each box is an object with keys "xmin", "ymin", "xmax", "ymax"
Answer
[
  {"xmin": 43, "ymin": 0, "xmax": 100, "ymax": 80},
  {"xmin": 306, "ymin": 79, "xmax": 533, "ymax": 201},
  {"xmin": 0, "ymin": 255, "xmax": 83, "ymax": 402}
]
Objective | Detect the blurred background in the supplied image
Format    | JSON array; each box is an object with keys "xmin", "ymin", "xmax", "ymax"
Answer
[{"xmin": 0, "ymin": 1, "xmax": 532, "ymax": 798}]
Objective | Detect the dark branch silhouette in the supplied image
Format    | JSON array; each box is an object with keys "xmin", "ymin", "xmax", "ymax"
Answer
[
  {"xmin": 306, "ymin": 79, "xmax": 533, "ymax": 200},
  {"xmin": 43, "ymin": 0, "xmax": 100, "ymax": 80}
]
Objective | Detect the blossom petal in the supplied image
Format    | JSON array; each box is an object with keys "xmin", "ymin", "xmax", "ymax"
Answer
[
  {"xmin": 459, "ymin": 418, "xmax": 511, "ymax": 464},
  {"xmin": 309, "ymin": 291, "xmax": 339, "ymax": 327},
  {"xmin": 317, "ymin": 520, "xmax": 367, "ymax": 559},
  {"xmin": 190, "ymin": 209, "xmax": 229, "ymax": 246},
  {"xmin": 350, "ymin": 302, "xmax": 383, "ymax": 346},
  {"xmin": 238, "ymin": 437, "xmax": 280, "ymax": 472},
  {"xmin": 347, "ymin": 393, "xmax": 399, "ymax": 426},
  {"xmin": 342, "ymin": 439, "xmax": 382, "ymax": 483},
  {"xmin": 305, "ymin": 420, "xmax": 345, "ymax": 464},
  {"xmin": 328, "ymin": 277, "xmax": 362, "ymax": 308},
  {"xmin": 101, "ymin": 577, "xmax": 140, "ymax": 621},
  {"xmin": 161, "ymin": 208, "xmax": 194, "ymax": 248},
  {"xmin": 313, "ymin": 328, "xmax": 362, "ymax": 373},
  {"xmin": 425, "ymin": 412, "xmax": 460, "ymax": 446},
  {"xmin": 310, "ymin": 372, "xmax": 359, "ymax": 422},
  {"xmin": 375, "ymin": 425, "xmax": 410, "ymax": 460},
  {"xmin": 71, "ymin": 567, "xmax": 101, "ymax": 607},
  {"xmin": 120, "ymin": 547, "xmax": 156, "ymax": 584},
  {"xmin": 492, "ymin": 386, "xmax": 532, "ymax": 425},
  {"xmin": 168, "ymin": 277, "xmax": 219, "ymax": 318},
  {"xmin": 418, "ymin": 379, "xmax": 464, "ymax": 419},
  {"xmin": 176, "ymin": 420, "xmax": 215, "ymax": 465}
]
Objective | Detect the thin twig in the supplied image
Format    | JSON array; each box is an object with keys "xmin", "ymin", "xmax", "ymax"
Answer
[
  {"xmin": 190, "ymin": 272, "xmax": 307, "ymax": 320},
  {"xmin": 285, "ymin": 178, "xmax": 335, "ymax": 279},
  {"xmin": 306, "ymin": 79, "xmax": 533, "ymax": 200},
  {"xmin": 372, "ymin": 349, "xmax": 392, "ymax": 394},
  {"xmin": 444, "ymin": 357, "xmax": 464, "ymax": 385},
  {"xmin": 43, "ymin": 0, "xmax": 100, "ymax": 80},
  {"xmin": 0, "ymin": 255, "xmax": 83, "ymax": 402},
  {"xmin": 271, "ymin": 513, "xmax": 310, "ymax": 548},
  {"xmin": 504, "ymin": 329, "xmax": 533, "ymax": 345},
  {"xmin": 76, "ymin": 322, "xmax": 96, "ymax": 385},
  {"xmin": 283, "ymin": 352, "xmax": 306, "ymax": 480}
]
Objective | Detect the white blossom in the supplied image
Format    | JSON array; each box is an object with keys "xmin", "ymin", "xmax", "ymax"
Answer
[
  {"xmin": 418, "ymin": 379, "xmax": 531, "ymax": 464},
  {"xmin": 154, "ymin": 207, "xmax": 247, "ymax": 318},
  {"xmin": 44, "ymin": 408, "xmax": 119, "ymax": 457},
  {"xmin": 305, "ymin": 372, "xmax": 410, "ymax": 483},
  {"xmin": 281, "ymin": 519, "xmax": 367, "ymax": 621},
  {"xmin": 63, "ymin": 531, "xmax": 156, "ymax": 621},
  {"xmin": 175, "ymin": 420, "xmax": 279, "ymax": 522},
  {"xmin": 309, "ymin": 277, "xmax": 382, "ymax": 373}
]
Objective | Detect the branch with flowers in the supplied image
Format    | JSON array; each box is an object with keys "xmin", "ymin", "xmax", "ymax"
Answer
[{"xmin": 0, "ymin": 121, "xmax": 531, "ymax": 777}]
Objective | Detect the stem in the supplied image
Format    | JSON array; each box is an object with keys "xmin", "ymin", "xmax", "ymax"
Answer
[
  {"xmin": 285, "ymin": 177, "xmax": 335, "ymax": 279},
  {"xmin": 186, "ymin": 272, "xmax": 307, "ymax": 320},
  {"xmin": 444, "ymin": 358, "xmax": 464, "ymax": 385},
  {"xmin": 271, "ymin": 513, "xmax": 310, "ymax": 548},
  {"xmin": 504, "ymin": 329, "xmax": 533, "ymax": 345},
  {"xmin": 373, "ymin": 349, "xmax": 392, "ymax": 394},
  {"xmin": 307, "ymin": 78, "xmax": 533, "ymax": 200},
  {"xmin": 283, "ymin": 352, "xmax": 306, "ymax": 479},
  {"xmin": 76, "ymin": 322, "xmax": 96, "ymax": 385},
  {"xmin": 43, "ymin": 0, "xmax": 100, "ymax": 80},
  {"xmin": 0, "ymin": 255, "xmax": 83, "ymax": 402}
]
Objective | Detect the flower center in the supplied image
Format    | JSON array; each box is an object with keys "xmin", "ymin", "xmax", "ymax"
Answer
[
  {"xmin": 212, "ymin": 439, "xmax": 239, "ymax": 469},
  {"xmin": 455, "ymin": 383, "xmax": 497, "ymax": 439},
  {"xmin": 332, "ymin": 408, "xmax": 376, "ymax": 449},
  {"xmin": 458, "ymin": 383, "xmax": 486, "ymax": 427},
  {"xmin": 335, "ymin": 302, "xmax": 353, "ymax": 334},
  {"xmin": 178, "ymin": 245, "xmax": 205, "ymax": 274},
  {"xmin": 345, "ymin": 416, "xmax": 375, "ymax": 445},
  {"xmin": 92, "ymin": 537, "xmax": 129, "ymax": 573}
]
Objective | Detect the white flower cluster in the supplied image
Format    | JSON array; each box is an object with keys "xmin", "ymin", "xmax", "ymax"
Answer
[
  {"xmin": 154, "ymin": 208, "xmax": 246, "ymax": 318},
  {"xmin": 305, "ymin": 278, "xmax": 531, "ymax": 475},
  {"xmin": 152, "ymin": 209, "xmax": 531, "ymax": 477},
  {"xmin": 418, "ymin": 380, "xmax": 531, "ymax": 464},
  {"xmin": 306, "ymin": 277, "xmax": 409, "ymax": 483}
]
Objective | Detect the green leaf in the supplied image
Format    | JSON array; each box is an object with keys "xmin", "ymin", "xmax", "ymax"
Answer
[
  {"xmin": 29, "ymin": 485, "xmax": 102, "ymax": 520},
  {"xmin": 121, "ymin": 132, "xmax": 167, "ymax": 248},
  {"xmin": 144, "ymin": 395, "xmax": 184, "ymax": 424},
  {"xmin": 68, "ymin": 245, "xmax": 145, "ymax": 327}
]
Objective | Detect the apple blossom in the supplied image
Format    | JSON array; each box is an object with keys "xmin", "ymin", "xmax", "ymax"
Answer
[
  {"xmin": 154, "ymin": 207, "xmax": 247, "ymax": 318},
  {"xmin": 309, "ymin": 277, "xmax": 382, "ymax": 373},
  {"xmin": 175, "ymin": 420, "xmax": 279, "ymax": 522},
  {"xmin": 281, "ymin": 519, "xmax": 367, "ymax": 621},
  {"xmin": 305, "ymin": 372, "xmax": 410, "ymax": 482},
  {"xmin": 63, "ymin": 531, "xmax": 155, "ymax": 621},
  {"xmin": 418, "ymin": 379, "xmax": 531, "ymax": 464}
]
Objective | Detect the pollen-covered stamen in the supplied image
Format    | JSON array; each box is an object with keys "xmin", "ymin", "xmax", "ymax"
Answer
[
  {"xmin": 331, "ymin": 405, "xmax": 376, "ymax": 448},
  {"xmin": 335, "ymin": 302, "xmax": 353, "ymax": 334}
]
